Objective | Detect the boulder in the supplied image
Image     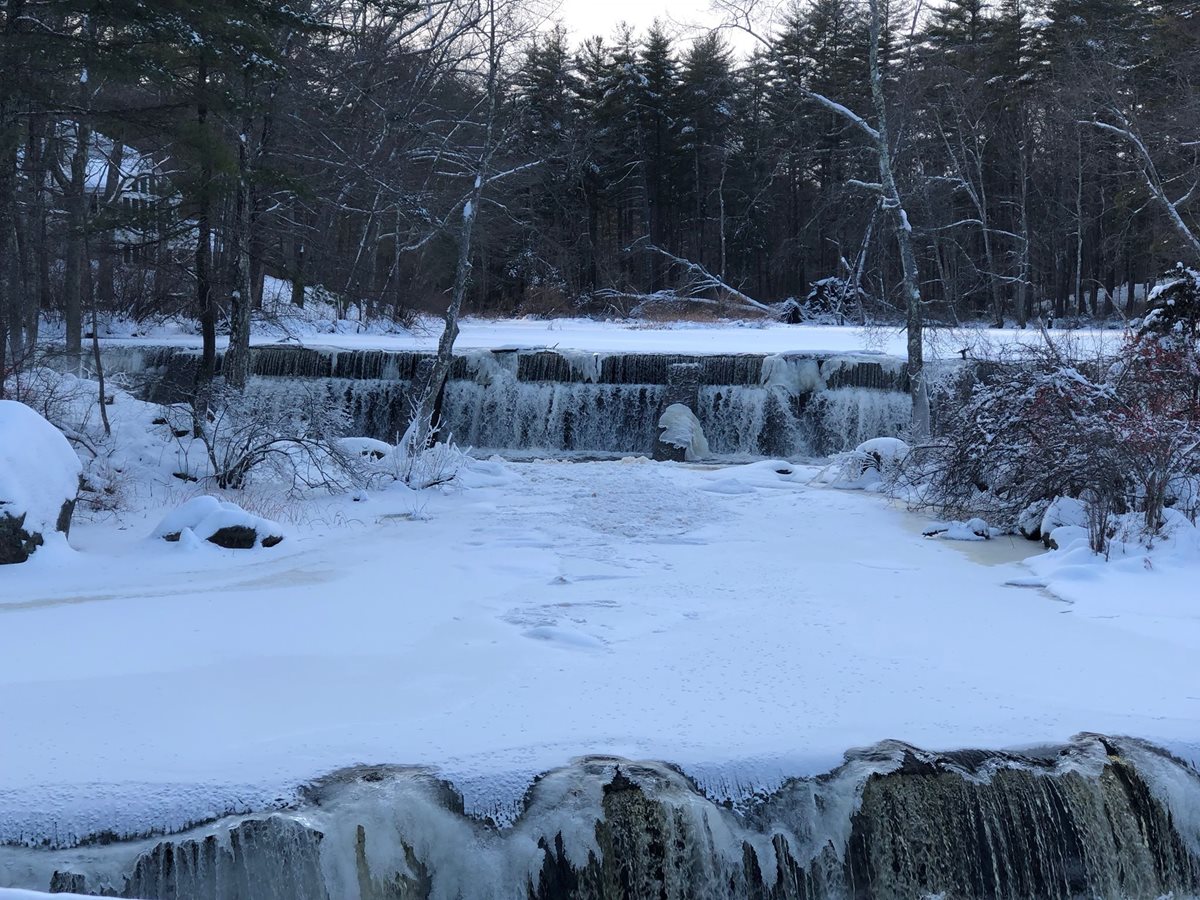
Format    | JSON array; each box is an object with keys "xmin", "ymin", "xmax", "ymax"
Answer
[
  {"xmin": 855, "ymin": 437, "xmax": 910, "ymax": 473},
  {"xmin": 1016, "ymin": 498, "xmax": 1052, "ymax": 541},
  {"xmin": 153, "ymin": 496, "xmax": 284, "ymax": 549},
  {"xmin": 655, "ymin": 404, "xmax": 710, "ymax": 462},
  {"xmin": 0, "ymin": 400, "xmax": 81, "ymax": 564},
  {"xmin": 1040, "ymin": 497, "xmax": 1088, "ymax": 548}
]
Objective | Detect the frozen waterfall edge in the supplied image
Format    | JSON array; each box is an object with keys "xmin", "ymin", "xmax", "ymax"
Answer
[{"xmin": 3, "ymin": 735, "xmax": 1200, "ymax": 899}]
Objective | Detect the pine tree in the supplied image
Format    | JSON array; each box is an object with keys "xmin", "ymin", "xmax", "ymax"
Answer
[
  {"xmin": 639, "ymin": 23, "xmax": 680, "ymax": 278},
  {"xmin": 678, "ymin": 33, "xmax": 735, "ymax": 275}
]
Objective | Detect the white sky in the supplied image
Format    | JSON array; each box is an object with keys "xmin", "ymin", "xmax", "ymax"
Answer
[{"xmin": 546, "ymin": 0, "xmax": 767, "ymax": 52}]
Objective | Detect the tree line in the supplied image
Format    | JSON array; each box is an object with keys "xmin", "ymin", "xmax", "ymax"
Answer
[{"xmin": 2, "ymin": 0, "xmax": 1199, "ymax": 389}]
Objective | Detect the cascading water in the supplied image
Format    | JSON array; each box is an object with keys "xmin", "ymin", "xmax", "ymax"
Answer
[
  {"xmin": 89, "ymin": 345, "xmax": 917, "ymax": 458},
  {"xmin": 4, "ymin": 736, "xmax": 1198, "ymax": 899},
  {"xmin": 442, "ymin": 381, "xmax": 667, "ymax": 454}
]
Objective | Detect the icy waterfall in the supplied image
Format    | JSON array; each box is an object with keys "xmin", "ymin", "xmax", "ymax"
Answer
[
  {"xmin": 92, "ymin": 345, "xmax": 915, "ymax": 458},
  {"xmin": 3, "ymin": 736, "xmax": 1199, "ymax": 899}
]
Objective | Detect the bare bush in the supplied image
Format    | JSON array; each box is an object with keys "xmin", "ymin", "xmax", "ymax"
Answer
[{"xmin": 169, "ymin": 384, "xmax": 359, "ymax": 491}]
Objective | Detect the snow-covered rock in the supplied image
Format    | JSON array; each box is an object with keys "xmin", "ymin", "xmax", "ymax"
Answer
[
  {"xmin": 656, "ymin": 404, "xmax": 710, "ymax": 462},
  {"xmin": 0, "ymin": 400, "xmax": 81, "ymax": 564},
  {"xmin": 1040, "ymin": 497, "xmax": 1088, "ymax": 547},
  {"xmin": 926, "ymin": 517, "xmax": 994, "ymax": 541},
  {"xmin": 1017, "ymin": 498, "xmax": 1052, "ymax": 541},
  {"xmin": 1045, "ymin": 524, "xmax": 1089, "ymax": 552},
  {"xmin": 855, "ymin": 437, "xmax": 910, "ymax": 468},
  {"xmin": 337, "ymin": 437, "xmax": 393, "ymax": 461},
  {"xmin": 816, "ymin": 437, "xmax": 910, "ymax": 491},
  {"xmin": 153, "ymin": 496, "xmax": 284, "ymax": 549}
]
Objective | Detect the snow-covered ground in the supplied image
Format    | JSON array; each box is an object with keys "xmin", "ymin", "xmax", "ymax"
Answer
[
  {"xmin": 92, "ymin": 311, "xmax": 1121, "ymax": 359},
  {"xmin": 2, "ymin": 449, "xmax": 1198, "ymax": 844}
]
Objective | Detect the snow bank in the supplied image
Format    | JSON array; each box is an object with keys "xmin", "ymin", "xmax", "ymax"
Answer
[
  {"xmin": 0, "ymin": 401, "xmax": 81, "ymax": 561},
  {"xmin": 152, "ymin": 496, "xmax": 284, "ymax": 549}
]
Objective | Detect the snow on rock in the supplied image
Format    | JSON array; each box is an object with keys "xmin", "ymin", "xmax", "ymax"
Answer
[
  {"xmin": 813, "ymin": 437, "xmax": 909, "ymax": 491},
  {"xmin": 337, "ymin": 436, "xmax": 393, "ymax": 461},
  {"xmin": 0, "ymin": 400, "xmax": 81, "ymax": 564},
  {"xmin": 1040, "ymin": 496, "xmax": 1088, "ymax": 546},
  {"xmin": 1017, "ymin": 498, "xmax": 1052, "ymax": 541},
  {"xmin": 856, "ymin": 437, "xmax": 909, "ymax": 469},
  {"xmin": 1045, "ymin": 524, "xmax": 1089, "ymax": 552},
  {"xmin": 656, "ymin": 404, "xmax": 710, "ymax": 461},
  {"xmin": 152, "ymin": 496, "xmax": 284, "ymax": 549},
  {"xmin": 925, "ymin": 517, "xmax": 995, "ymax": 541}
]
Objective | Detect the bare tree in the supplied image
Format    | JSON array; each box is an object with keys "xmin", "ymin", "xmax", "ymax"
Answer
[
  {"xmin": 402, "ymin": 0, "xmax": 539, "ymax": 457},
  {"xmin": 716, "ymin": 0, "xmax": 930, "ymax": 436},
  {"xmin": 1086, "ymin": 112, "xmax": 1200, "ymax": 265}
]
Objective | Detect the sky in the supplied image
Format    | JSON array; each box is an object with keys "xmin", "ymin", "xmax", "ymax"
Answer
[{"xmin": 549, "ymin": 0, "xmax": 766, "ymax": 52}]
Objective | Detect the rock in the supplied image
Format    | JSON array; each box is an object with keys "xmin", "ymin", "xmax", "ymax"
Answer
[
  {"xmin": 337, "ymin": 436, "xmax": 393, "ymax": 462},
  {"xmin": 854, "ymin": 437, "xmax": 910, "ymax": 473},
  {"xmin": 655, "ymin": 403, "xmax": 710, "ymax": 462},
  {"xmin": 153, "ymin": 496, "xmax": 285, "ymax": 549},
  {"xmin": 0, "ymin": 400, "xmax": 81, "ymax": 564},
  {"xmin": 49, "ymin": 870, "xmax": 88, "ymax": 893},
  {"xmin": 1040, "ymin": 497, "xmax": 1088, "ymax": 548}
]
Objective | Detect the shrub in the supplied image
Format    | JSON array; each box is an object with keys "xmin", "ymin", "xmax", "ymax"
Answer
[
  {"xmin": 906, "ymin": 266, "xmax": 1200, "ymax": 552},
  {"xmin": 171, "ymin": 384, "xmax": 359, "ymax": 491}
]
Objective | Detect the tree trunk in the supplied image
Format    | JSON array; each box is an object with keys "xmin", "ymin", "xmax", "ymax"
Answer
[
  {"xmin": 17, "ymin": 112, "xmax": 49, "ymax": 358},
  {"xmin": 194, "ymin": 57, "xmax": 216, "ymax": 429},
  {"xmin": 292, "ymin": 239, "xmax": 306, "ymax": 307},
  {"xmin": 0, "ymin": 0, "xmax": 26, "ymax": 394},
  {"xmin": 225, "ymin": 75, "xmax": 256, "ymax": 391},
  {"xmin": 407, "ymin": 181, "xmax": 485, "ymax": 454},
  {"xmin": 867, "ymin": 0, "xmax": 928, "ymax": 437},
  {"xmin": 1074, "ymin": 133, "xmax": 1085, "ymax": 317},
  {"xmin": 97, "ymin": 141, "xmax": 125, "ymax": 310},
  {"xmin": 63, "ymin": 119, "xmax": 92, "ymax": 372},
  {"xmin": 1015, "ymin": 140, "xmax": 1031, "ymax": 328}
]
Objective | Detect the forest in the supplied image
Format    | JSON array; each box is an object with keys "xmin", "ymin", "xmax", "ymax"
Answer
[{"xmin": 0, "ymin": 0, "xmax": 1198, "ymax": 385}]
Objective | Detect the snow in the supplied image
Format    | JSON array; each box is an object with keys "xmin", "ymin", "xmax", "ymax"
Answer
[
  {"xmin": 2, "ymin": 446, "xmax": 1199, "ymax": 845},
  {"xmin": 0, "ymin": 400, "xmax": 81, "ymax": 539},
  {"xmin": 92, "ymin": 315, "xmax": 1121, "ymax": 360},
  {"xmin": 657, "ymin": 403, "xmax": 710, "ymax": 459},
  {"xmin": 151, "ymin": 496, "xmax": 284, "ymax": 547},
  {"xmin": 1040, "ymin": 496, "xmax": 1089, "ymax": 537},
  {"xmin": 855, "ymin": 437, "xmax": 909, "ymax": 464}
]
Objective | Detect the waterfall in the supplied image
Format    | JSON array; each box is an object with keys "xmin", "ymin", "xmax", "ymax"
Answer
[
  {"xmin": 4, "ymin": 737, "xmax": 1198, "ymax": 899},
  {"xmin": 442, "ymin": 381, "xmax": 666, "ymax": 453},
  {"xmin": 89, "ymin": 345, "xmax": 923, "ymax": 458}
]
